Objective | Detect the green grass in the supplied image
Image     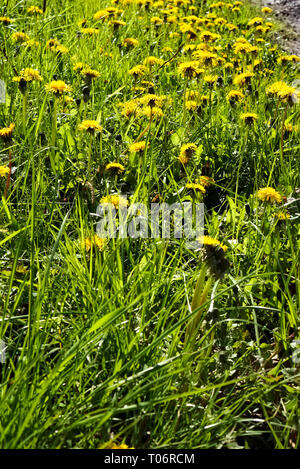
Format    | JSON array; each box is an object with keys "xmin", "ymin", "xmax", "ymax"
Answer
[{"xmin": 0, "ymin": 0, "xmax": 299, "ymax": 449}]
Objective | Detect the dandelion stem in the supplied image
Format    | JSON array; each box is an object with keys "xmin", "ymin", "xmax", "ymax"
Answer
[
  {"xmin": 280, "ymin": 103, "xmax": 288, "ymax": 176},
  {"xmin": 88, "ymin": 135, "xmax": 93, "ymax": 179},
  {"xmin": 50, "ymin": 97, "xmax": 58, "ymax": 172},
  {"xmin": 22, "ymin": 90, "xmax": 28, "ymax": 136},
  {"xmin": 184, "ymin": 264, "xmax": 211, "ymax": 350},
  {"xmin": 3, "ymin": 148, "xmax": 12, "ymax": 200}
]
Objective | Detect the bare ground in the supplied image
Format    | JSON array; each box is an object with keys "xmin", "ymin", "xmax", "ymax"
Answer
[{"xmin": 264, "ymin": 0, "xmax": 300, "ymax": 54}]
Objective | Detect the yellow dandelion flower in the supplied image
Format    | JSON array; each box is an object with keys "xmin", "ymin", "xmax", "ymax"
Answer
[
  {"xmin": 185, "ymin": 183, "xmax": 206, "ymax": 194},
  {"xmin": 118, "ymin": 99, "xmax": 140, "ymax": 118},
  {"xmin": 179, "ymin": 143, "xmax": 197, "ymax": 165},
  {"xmin": 0, "ymin": 123, "xmax": 15, "ymax": 141},
  {"xmin": 185, "ymin": 90, "xmax": 200, "ymax": 101},
  {"xmin": 143, "ymin": 56, "xmax": 163, "ymax": 66},
  {"xmin": 122, "ymin": 37, "xmax": 139, "ymax": 47},
  {"xmin": 199, "ymin": 31, "xmax": 220, "ymax": 43},
  {"xmin": 138, "ymin": 106, "xmax": 163, "ymax": 119},
  {"xmin": 109, "ymin": 20, "xmax": 126, "ymax": 28},
  {"xmin": 27, "ymin": 6, "xmax": 43, "ymax": 15},
  {"xmin": 234, "ymin": 42, "xmax": 259, "ymax": 55},
  {"xmin": 162, "ymin": 47, "xmax": 173, "ymax": 53},
  {"xmin": 240, "ymin": 112, "xmax": 258, "ymax": 124},
  {"xmin": 80, "ymin": 67, "xmax": 101, "ymax": 79},
  {"xmin": 266, "ymin": 81, "xmax": 296, "ymax": 100},
  {"xmin": 55, "ymin": 44, "xmax": 69, "ymax": 54},
  {"xmin": 78, "ymin": 18, "xmax": 88, "ymax": 27},
  {"xmin": 61, "ymin": 95, "xmax": 74, "ymax": 106},
  {"xmin": 106, "ymin": 443, "xmax": 134, "ymax": 449},
  {"xmin": 105, "ymin": 162, "xmax": 125, "ymax": 174},
  {"xmin": 79, "ymin": 120, "xmax": 103, "ymax": 133},
  {"xmin": 284, "ymin": 122, "xmax": 298, "ymax": 134},
  {"xmin": 233, "ymin": 72, "xmax": 255, "ymax": 86},
  {"xmin": 274, "ymin": 211, "xmax": 290, "ymax": 220},
  {"xmin": 45, "ymin": 80, "xmax": 72, "ymax": 95},
  {"xmin": 150, "ymin": 16, "xmax": 163, "ymax": 25},
  {"xmin": 73, "ymin": 62, "xmax": 88, "ymax": 72},
  {"xmin": 80, "ymin": 28, "xmax": 100, "ymax": 35},
  {"xmin": 277, "ymin": 55, "xmax": 300, "ymax": 64},
  {"xmin": 197, "ymin": 176, "xmax": 215, "ymax": 187},
  {"xmin": 197, "ymin": 235, "xmax": 228, "ymax": 252},
  {"xmin": 0, "ymin": 165, "xmax": 9, "ymax": 177},
  {"xmin": 13, "ymin": 68, "xmax": 42, "ymax": 83},
  {"xmin": 0, "ymin": 17, "xmax": 13, "ymax": 25},
  {"xmin": 248, "ymin": 17, "xmax": 264, "ymax": 27},
  {"xmin": 129, "ymin": 141, "xmax": 146, "ymax": 152},
  {"xmin": 94, "ymin": 10, "xmax": 109, "ymax": 20},
  {"xmin": 178, "ymin": 61, "xmax": 204, "ymax": 79},
  {"xmin": 262, "ymin": 7, "xmax": 273, "ymax": 14},
  {"xmin": 24, "ymin": 39, "xmax": 40, "ymax": 47},
  {"xmin": 192, "ymin": 50, "xmax": 219, "ymax": 66},
  {"xmin": 100, "ymin": 194, "xmax": 128, "ymax": 208},
  {"xmin": 12, "ymin": 32, "xmax": 30, "ymax": 43},
  {"xmin": 226, "ymin": 23, "xmax": 238, "ymax": 31},
  {"xmin": 46, "ymin": 38, "xmax": 60, "ymax": 49},
  {"xmin": 139, "ymin": 94, "xmax": 164, "ymax": 108},
  {"xmin": 105, "ymin": 7, "xmax": 121, "ymax": 16},
  {"xmin": 128, "ymin": 65, "xmax": 148, "ymax": 78},
  {"xmin": 203, "ymin": 74, "xmax": 218, "ymax": 86},
  {"xmin": 84, "ymin": 235, "xmax": 106, "ymax": 251},
  {"xmin": 185, "ymin": 100, "xmax": 198, "ymax": 111},
  {"xmin": 227, "ymin": 90, "xmax": 245, "ymax": 103},
  {"xmin": 257, "ymin": 187, "xmax": 282, "ymax": 203}
]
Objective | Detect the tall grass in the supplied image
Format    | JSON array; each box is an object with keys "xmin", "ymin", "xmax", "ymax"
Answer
[{"xmin": 0, "ymin": 0, "xmax": 299, "ymax": 449}]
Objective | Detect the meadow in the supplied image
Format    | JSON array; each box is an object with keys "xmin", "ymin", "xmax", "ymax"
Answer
[{"xmin": 0, "ymin": 0, "xmax": 299, "ymax": 449}]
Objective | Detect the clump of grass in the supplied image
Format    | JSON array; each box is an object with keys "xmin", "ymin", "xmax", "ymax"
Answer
[{"xmin": 0, "ymin": 0, "xmax": 299, "ymax": 450}]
